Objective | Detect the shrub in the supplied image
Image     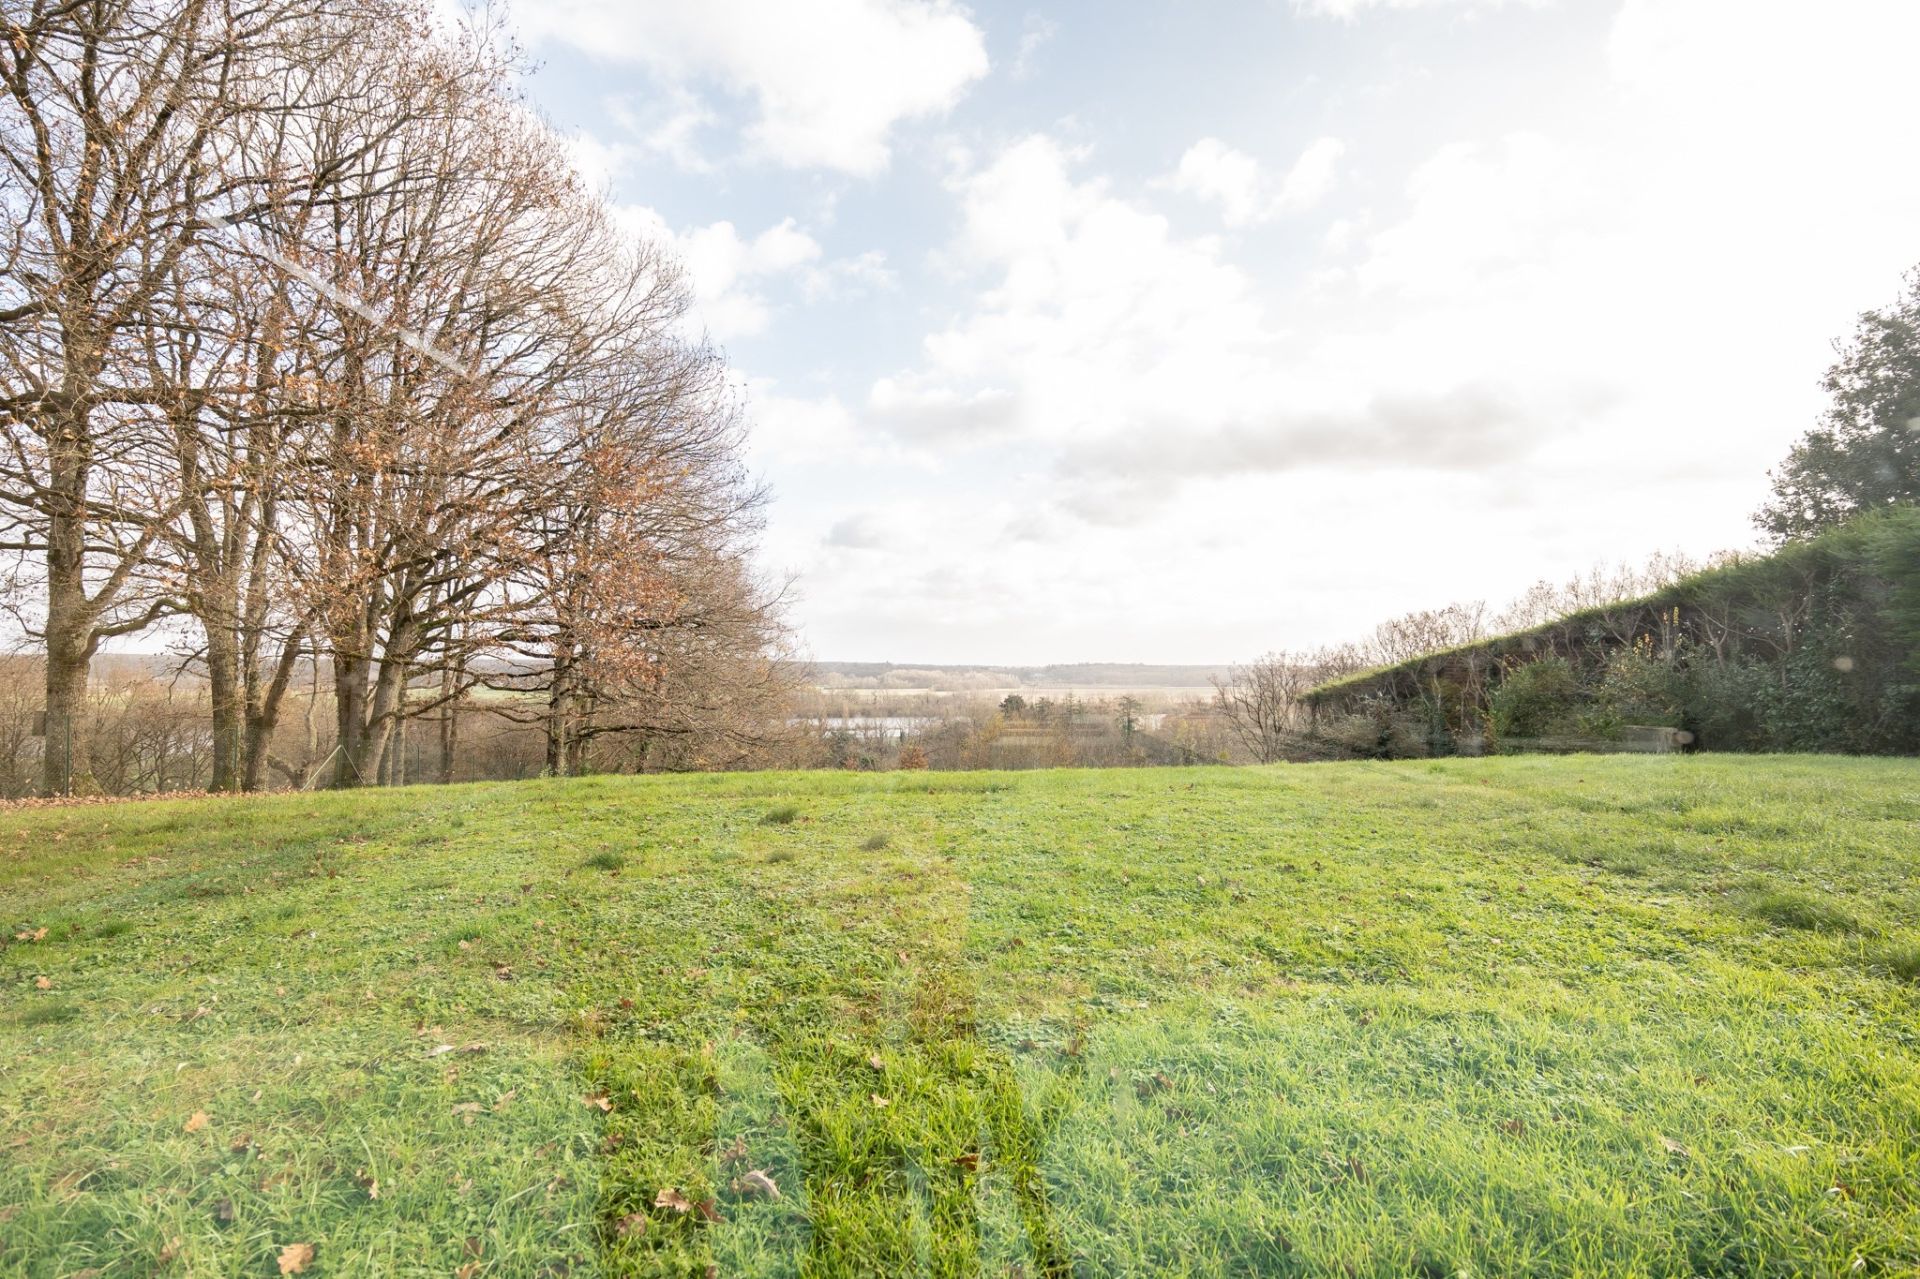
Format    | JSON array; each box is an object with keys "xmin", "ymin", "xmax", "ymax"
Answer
[
  {"xmin": 1490, "ymin": 658, "xmax": 1581, "ymax": 739},
  {"xmin": 1585, "ymin": 636, "xmax": 1685, "ymax": 736},
  {"xmin": 897, "ymin": 745, "xmax": 929, "ymax": 770},
  {"xmin": 762, "ymin": 805, "xmax": 800, "ymax": 825},
  {"xmin": 579, "ymin": 850, "xmax": 626, "ymax": 872}
]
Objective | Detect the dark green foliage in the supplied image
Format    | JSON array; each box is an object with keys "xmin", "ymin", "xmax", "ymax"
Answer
[
  {"xmin": 1489, "ymin": 657, "xmax": 1580, "ymax": 738},
  {"xmin": 1584, "ymin": 639, "xmax": 1687, "ymax": 737},
  {"xmin": 1759, "ymin": 267, "xmax": 1920, "ymax": 541},
  {"xmin": 761, "ymin": 804, "xmax": 800, "ymax": 825},
  {"xmin": 580, "ymin": 849, "xmax": 627, "ymax": 871},
  {"xmin": 1315, "ymin": 507, "xmax": 1920, "ymax": 757}
]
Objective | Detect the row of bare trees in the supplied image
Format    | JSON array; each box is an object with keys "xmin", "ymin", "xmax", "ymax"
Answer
[
  {"xmin": 1214, "ymin": 551, "xmax": 1724, "ymax": 761},
  {"xmin": 0, "ymin": 0, "xmax": 788, "ymax": 794}
]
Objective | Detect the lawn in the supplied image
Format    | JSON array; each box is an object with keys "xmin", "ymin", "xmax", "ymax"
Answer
[{"xmin": 2, "ymin": 756, "xmax": 1918, "ymax": 1278}]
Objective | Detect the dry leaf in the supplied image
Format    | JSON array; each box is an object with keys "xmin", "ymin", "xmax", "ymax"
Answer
[
  {"xmin": 868, "ymin": 1054, "xmax": 885, "ymax": 1072},
  {"xmin": 184, "ymin": 1111, "xmax": 210, "ymax": 1133},
  {"xmin": 16, "ymin": 927, "xmax": 48, "ymax": 942},
  {"xmin": 354, "ymin": 1167, "xmax": 380, "ymax": 1199},
  {"xmin": 616, "ymin": 1211, "xmax": 648, "ymax": 1238},
  {"xmin": 655, "ymin": 1187, "xmax": 691, "ymax": 1213},
  {"xmin": 695, "ymin": 1198, "xmax": 722, "ymax": 1223},
  {"xmin": 1500, "ymin": 1118, "xmax": 1527, "ymax": 1137},
  {"xmin": 1659, "ymin": 1135, "xmax": 1690, "ymax": 1158},
  {"xmin": 493, "ymin": 1089, "xmax": 516, "ymax": 1112},
  {"xmin": 33, "ymin": 975, "xmax": 50, "ymax": 990},
  {"xmin": 718, "ymin": 1135, "xmax": 748, "ymax": 1167},
  {"xmin": 731, "ymin": 1169, "xmax": 780, "ymax": 1200},
  {"xmin": 212, "ymin": 1198, "xmax": 235, "ymax": 1225},
  {"xmin": 455, "ymin": 1266, "xmax": 479, "ymax": 1279},
  {"xmin": 952, "ymin": 1151, "xmax": 981, "ymax": 1173},
  {"xmin": 157, "ymin": 1236, "xmax": 183, "ymax": 1265},
  {"xmin": 276, "ymin": 1242, "xmax": 315, "ymax": 1274},
  {"xmin": 583, "ymin": 1092, "xmax": 613, "ymax": 1112},
  {"xmin": 229, "ymin": 1133, "xmax": 255, "ymax": 1153},
  {"xmin": 869, "ymin": 1093, "xmax": 890, "ymax": 1108},
  {"xmin": 452, "ymin": 1101, "xmax": 484, "ymax": 1126}
]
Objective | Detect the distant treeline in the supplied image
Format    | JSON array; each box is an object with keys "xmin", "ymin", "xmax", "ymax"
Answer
[
  {"xmin": 1305, "ymin": 506, "xmax": 1920, "ymax": 757},
  {"xmin": 808, "ymin": 661, "xmax": 1230, "ymax": 690}
]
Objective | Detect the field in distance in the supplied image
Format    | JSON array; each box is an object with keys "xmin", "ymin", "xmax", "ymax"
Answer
[{"xmin": 3, "ymin": 757, "xmax": 1918, "ymax": 1276}]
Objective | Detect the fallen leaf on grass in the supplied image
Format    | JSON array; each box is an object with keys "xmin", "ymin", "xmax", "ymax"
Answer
[
  {"xmin": 492, "ymin": 1089, "xmax": 516, "ymax": 1112},
  {"xmin": 229, "ymin": 1133, "xmax": 255, "ymax": 1153},
  {"xmin": 277, "ymin": 1242, "xmax": 314, "ymax": 1274},
  {"xmin": 157, "ymin": 1236, "xmax": 183, "ymax": 1265},
  {"xmin": 583, "ymin": 1093, "xmax": 612, "ymax": 1112},
  {"xmin": 212, "ymin": 1198, "xmax": 234, "ymax": 1224},
  {"xmin": 655, "ymin": 1187, "xmax": 691, "ymax": 1213},
  {"xmin": 869, "ymin": 1094, "xmax": 890, "ymax": 1108},
  {"xmin": 730, "ymin": 1169, "xmax": 780, "ymax": 1200},
  {"xmin": 184, "ymin": 1111, "xmax": 209, "ymax": 1133},
  {"xmin": 615, "ymin": 1211, "xmax": 647, "ymax": 1238},
  {"xmin": 15, "ymin": 927, "xmax": 47, "ymax": 942},
  {"xmin": 1500, "ymin": 1118, "xmax": 1527, "ymax": 1137},
  {"xmin": 33, "ymin": 975, "xmax": 50, "ymax": 989},
  {"xmin": 696, "ymin": 1198, "xmax": 722, "ymax": 1223},
  {"xmin": 1659, "ymin": 1135, "xmax": 1690, "ymax": 1158},
  {"xmin": 717, "ymin": 1135, "xmax": 748, "ymax": 1166},
  {"xmin": 452, "ymin": 1102, "xmax": 484, "ymax": 1126},
  {"xmin": 952, "ymin": 1151, "xmax": 981, "ymax": 1173},
  {"xmin": 455, "ymin": 1266, "xmax": 479, "ymax": 1279},
  {"xmin": 867, "ymin": 1054, "xmax": 885, "ymax": 1072},
  {"xmin": 354, "ymin": 1167, "xmax": 380, "ymax": 1199}
]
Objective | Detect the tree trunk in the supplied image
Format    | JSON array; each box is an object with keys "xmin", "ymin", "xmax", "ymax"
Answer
[
  {"xmin": 206, "ymin": 625, "xmax": 243, "ymax": 792},
  {"xmin": 333, "ymin": 652, "xmax": 372, "ymax": 786},
  {"xmin": 42, "ymin": 489, "xmax": 93, "ymax": 796},
  {"xmin": 241, "ymin": 632, "xmax": 303, "ymax": 792},
  {"xmin": 438, "ymin": 664, "xmax": 458, "ymax": 784}
]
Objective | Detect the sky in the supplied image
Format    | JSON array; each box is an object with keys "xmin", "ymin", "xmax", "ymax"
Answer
[{"xmin": 496, "ymin": 0, "xmax": 1920, "ymax": 665}]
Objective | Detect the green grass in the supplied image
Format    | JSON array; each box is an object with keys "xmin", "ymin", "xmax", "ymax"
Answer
[{"xmin": 2, "ymin": 756, "xmax": 1918, "ymax": 1277}]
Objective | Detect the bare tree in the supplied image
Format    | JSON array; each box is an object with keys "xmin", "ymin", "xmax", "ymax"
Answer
[
  {"xmin": 0, "ymin": 0, "xmax": 415, "ymax": 792},
  {"xmin": 1212, "ymin": 652, "xmax": 1319, "ymax": 763}
]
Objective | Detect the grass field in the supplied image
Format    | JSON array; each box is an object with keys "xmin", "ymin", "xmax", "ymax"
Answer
[{"xmin": 3, "ymin": 756, "xmax": 1918, "ymax": 1278}]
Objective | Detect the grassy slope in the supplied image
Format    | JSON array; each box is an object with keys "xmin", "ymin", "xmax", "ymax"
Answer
[{"xmin": 2, "ymin": 756, "xmax": 1918, "ymax": 1278}]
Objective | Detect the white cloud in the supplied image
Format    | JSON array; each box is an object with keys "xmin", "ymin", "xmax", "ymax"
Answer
[
  {"xmin": 603, "ymin": 88, "xmax": 720, "ymax": 173},
  {"xmin": 1161, "ymin": 136, "xmax": 1345, "ymax": 226},
  {"xmin": 1275, "ymin": 137, "xmax": 1348, "ymax": 213},
  {"xmin": 872, "ymin": 135, "xmax": 1550, "ymax": 500},
  {"xmin": 611, "ymin": 209, "xmax": 892, "ymax": 343},
  {"xmin": 1011, "ymin": 13, "xmax": 1059, "ymax": 79},
  {"xmin": 729, "ymin": 0, "xmax": 1920, "ymax": 662},
  {"xmin": 511, "ymin": 0, "xmax": 988, "ymax": 175},
  {"xmin": 1293, "ymin": 0, "xmax": 1540, "ymax": 18}
]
